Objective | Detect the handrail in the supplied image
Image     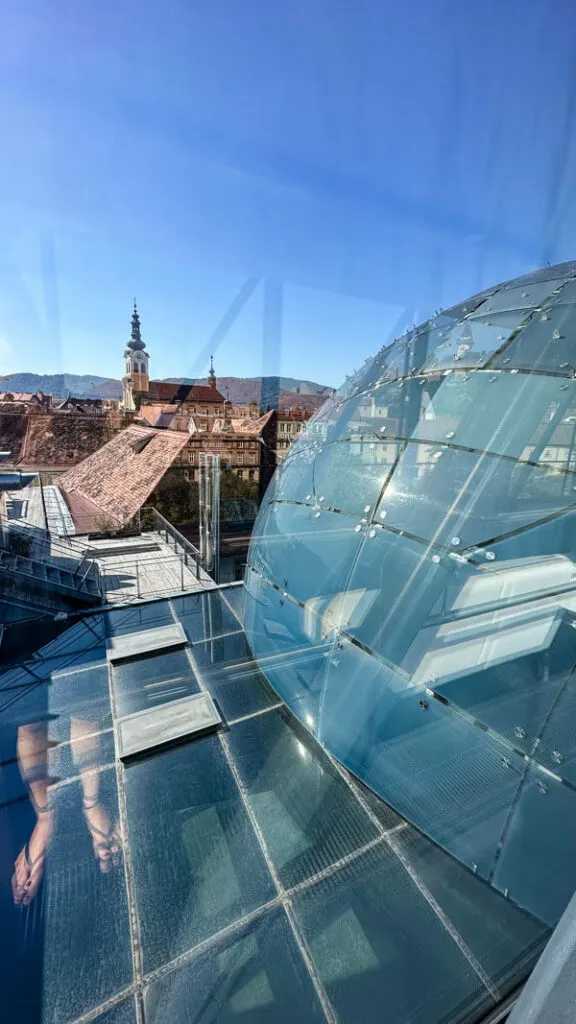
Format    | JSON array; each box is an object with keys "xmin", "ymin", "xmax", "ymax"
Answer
[
  {"xmin": 0, "ymin": 514, "xmax": 83, "ymax": 558},
  {"xmin": 142, "ymin": 506, "xmax": 202, "ymax": 579},
  {"xmin": 0, "ymin": 549, "xmax": 100, "ymax": 600},
  {"xmin": 0, "ymin": 515, "xmax": 100, "ymax": 585},
  {"xmin": 99, "ymin": 552, "xmax": 213, "ymax": 602}
]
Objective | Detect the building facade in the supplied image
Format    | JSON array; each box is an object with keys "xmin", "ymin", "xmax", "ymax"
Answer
[{"xmin": 275, "ymin": 408, "xmax": 315, "ymax": 461}]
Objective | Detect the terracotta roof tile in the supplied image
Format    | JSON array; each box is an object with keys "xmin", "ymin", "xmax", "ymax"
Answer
[
  {"xmin": 22, "ymin": 413, "xmax": 116, "ymax": 466},
  {"xmin": 138, "ymin": 404, "xmax": 178, "ymax": 428},
  {"xmin": 0, "ymin": 412, "xmax": 29, "ymax": 464},
  {"xmin": 58, "ymin": 425, "xmax": 190, "ymax": 526},
  {"xmin": 278, "ymin": 393, "xmax": 327, "ymax": 414},
  {"xmin": 212, "ymin": 410, "xmax": 275, "ymax": 437},
  {"xmin": 60, "ymin": 489, "xmax": 112, "ymax": 534}
]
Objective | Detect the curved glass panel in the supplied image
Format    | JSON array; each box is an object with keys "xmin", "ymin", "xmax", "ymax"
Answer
[
  {"xmin": 474, "ymin": 278, "xmax": 567, "ymax": 315},
  {"xmin": 248, "ymin": 501, "xmax": 363, "ymax": 608},
  {"xmin": 491, "ymin": 303, "xmax": 576, "ymax": 375},
  {"xmin": 421, "ymin": 310, "xmax": 527, "ymax": 372},
  {"xmin": 245, "ymin": 263, "xmax": 576, "ymax": 935},
  {"xmin": 276, "ymin": 446, "xmax": 316, "ymax": 502},
  {"xmin": 374, "ymin": 443, "xmax": 576, "ymax": 549},
  {"xmin": 313, "ymin": 441, "xmax": 396, "ymax": 516},
  {"xmin": 295, "ymin": 371, "xmax": 576, "ymax": 466}
]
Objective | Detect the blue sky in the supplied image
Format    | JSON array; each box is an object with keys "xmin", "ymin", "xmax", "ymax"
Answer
[{"xmin": 1, "ymin": 0, "xmax": 575, "ymax": 387}]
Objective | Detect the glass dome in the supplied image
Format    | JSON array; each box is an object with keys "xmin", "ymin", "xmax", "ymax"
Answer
[{"xmin": 245, "ymin": 260, "xmax": 576, "ymax": 929}]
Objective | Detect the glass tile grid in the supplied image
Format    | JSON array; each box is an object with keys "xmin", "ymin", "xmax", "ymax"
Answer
[
  {"xmin": 219, "ymin": 583, "xmax": 246, "ymax": 627},
  {"xmin": 185, "ymin": 628, "xmax": 282, "ymax": 722},
  {"xmin": 112, "ymin": 648, "xmax": 200, "ymax": 717},
  {"xmin": 173, "ymin": 641, "xmax": 546, "ymax": 1024},
  {"xmin": 172, "ymin": 589, "xmax": 243, "ymax": 643},
  {"xmin": 0, "ymin": 593, "xmax": 550, "ymax": 1024}
]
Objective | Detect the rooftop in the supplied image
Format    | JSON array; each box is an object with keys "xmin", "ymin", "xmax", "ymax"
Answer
[
  {"xmin": 147, "ymin": 381, "xmax": 226, "ymax": 404},
  {"xmin": 0, "ymin": 408, "xmax": 120, "ymax": 469},
  {"xmin": 82, "ymin": 530, "xmax": 215, "ymax": 603},
  {"xmin": 0, "ymin": 583, "xmax": 547, "ymax": 1024},
  {"xmin": 212, "ymin": 409, "xmax": 275, "ymax": 436},
  {"xmin": 137, "ymin": 404, "xmax": 178, "ymax": 428},
  {"xmin": 58, "ymin": 425, "xmax": 191, "ymax": 530}
]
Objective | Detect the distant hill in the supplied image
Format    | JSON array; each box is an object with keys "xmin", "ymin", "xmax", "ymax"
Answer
[
  {"xmin": 164, "ymin": 376, "xmax": 333, "ymax": 406},
  {"xmin": 0, "ymin": 372, "xmax": 333, "ymax": 407},
  {"xmin": 0, "ymin": 372, "xmax": 123, "ymax": 399}
]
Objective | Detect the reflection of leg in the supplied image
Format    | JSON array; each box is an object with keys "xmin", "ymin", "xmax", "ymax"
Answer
[
  {"xmin": 73, "ymin": 720, "xmax": 121, "ymax": 872},
  {"xmin": 12, "ymin": 723, "xmax": 53, "ymax": 905}
]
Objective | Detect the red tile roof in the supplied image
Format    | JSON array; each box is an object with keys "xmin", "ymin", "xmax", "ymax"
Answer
[
  {"xmin": 138, "ymin": 404, "xmax": 178, "ymax": 428},
  {"xmin": 211, "ymin": 410, "xmax": 275, "ymax": 437},
  {"xmin": 58, "ymin": 425, "xmax": 190, "ymax": 528},
  {"xmin": 278, "ymin": 393, "xmax": 327, "ymax": 414},
  {"xmin": 147, "ymin": 381, "xmax": 226, "ymax": 403},
  {"xmin": 23, "ymin": 413, "xmax": 116, "ymax": 467},
  {"xmin": 61, "ymin": 489, "xmax": 116, "ymax": 534},
  {"xmin": 0, "ymin": 391, "xmax": 49, "ymax": 404},
  {"xmin": 0, "ymin": 410, "xmax": 119, "ymax": 467}
]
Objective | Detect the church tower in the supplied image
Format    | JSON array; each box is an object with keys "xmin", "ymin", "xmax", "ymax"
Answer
[
  {"xmin": 122, "ymin": 300, "xmax": 149, "ymax": 411},
  {"xmin": 208, "ymin": 354, "xmax": 217, "ymax": 390}
]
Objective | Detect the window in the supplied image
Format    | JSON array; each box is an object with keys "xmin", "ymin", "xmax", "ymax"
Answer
[
  {"xmin": 201, "ymin": 408, "xmax": 208, "ymax": 416},
  {"xmin": 238, "ymin": 454, "xmax": 243, "ymax": 464},
  {"xmin": 248, "ymin": 469, "xmax": 255, "ymax": 480},
  {"xmin": 188, "ymin": 451, "xmax": 194, "ymax": 464},
  {"xmin": 250, "ymin": 441, "xmax": 256, "ymax": 449},
  {"xmin": 236, "ymin": 469, "xmax": 243, "ymax": 478},
  {"xmin": 140, "ymin": 362, "xmax": 146, "ymax": 374}
]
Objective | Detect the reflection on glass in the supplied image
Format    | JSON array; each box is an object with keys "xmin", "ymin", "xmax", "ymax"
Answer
[
  {"xmin": 144, "ymin": 908, "xmax": 326, "ymax": 1024},
  {"xmin": 173, "ymin": 589, "xmax": 245, "ymax": 642},
  {"xmin": 113, "ymin": 649, "xmax": 199, "ymax": 716},
  {"xmin": 245, "ymin": 264, "xmax": 576, "ymax": 936},
  {"xmin": 124, "ymin": 734, "xmax": 275, "ymax": 972},
  {"xmin": 292, "ymin": 842, "xmax": 497, "ymax": 1024},
  {"xmin": 227, "ymin": 708, "xmax": 379, "ymax": 888}
]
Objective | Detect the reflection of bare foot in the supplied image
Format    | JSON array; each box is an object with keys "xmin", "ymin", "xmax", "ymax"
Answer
[
  {"xmin": 83, "ymin": 799, "xmax": 121, "ymax": 872},
  {"xmin": 12, "ymin": 809, "xmax": 53, "ymax": 905}
]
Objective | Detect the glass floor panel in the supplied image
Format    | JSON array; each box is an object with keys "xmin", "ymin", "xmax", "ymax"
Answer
[{"xmin": 0, "ymin": 591, "xmax": 552, "ymax": 1024}]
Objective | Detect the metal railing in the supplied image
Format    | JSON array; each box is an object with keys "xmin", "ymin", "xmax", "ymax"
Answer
[
  {"xmin": 0, "ymin": 515, "xmax": 102, "ymax": 592},
  {"xmin": 141, "ymin": 506, "xmax": 202, "ymax": 580},
  {"xmin": 0, "ymin": 548, "xmax": 101, "ymax": 603},
  {"xmin": 99, "ymin": 554, "xmax": 210, "ymax": 603}
]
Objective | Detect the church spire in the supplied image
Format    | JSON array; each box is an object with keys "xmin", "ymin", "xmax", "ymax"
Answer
[
  {"xmin": 123, "ymin": 299, "xmax": 150, "ymax": 409},
  {"xmin": 208, "ymin": 354, "xmax": 217, "ymax": 390},
  {"xmin": 127, "ymin": 299, "xmax": 146, "ymax": 352}
]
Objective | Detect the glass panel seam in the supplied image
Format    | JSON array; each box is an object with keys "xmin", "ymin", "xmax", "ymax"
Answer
[
  {"xmin": 217, "ymin": 725, "xmax": 336, "ymax": 1022},
  {"xmin": 141, "ymin": 897, "xmax": 283, "ymax": 987},
  {"xmin": 227, "ymin": 702, "xmax": 284, "ymax": 727},
  {"xmin": 288, "ymin": 834, "xmax": 386, "ymax": 897},
  {"xmin": 327, "ymin": 754, "xmax": 501, "ymax": 1002},
  {"xmin": 187, "ymin": 647, "xmax": 336, "ymax": 1023},
  {"xmin": 63, "ymin": 985, "xmax": 138, "ymax": 1024},
  {"xmin": 105, "ymin": 657, "xmax": 144, "ymax": 993},
  {"xmin": 50, "ymin": 760, "xmax": 117, "ymax": 793}
]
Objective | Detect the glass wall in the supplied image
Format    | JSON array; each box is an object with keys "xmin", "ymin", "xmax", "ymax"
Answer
[{"xmin": 245, "ymin": 262, "xmax": 576, "ymax": 928}]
